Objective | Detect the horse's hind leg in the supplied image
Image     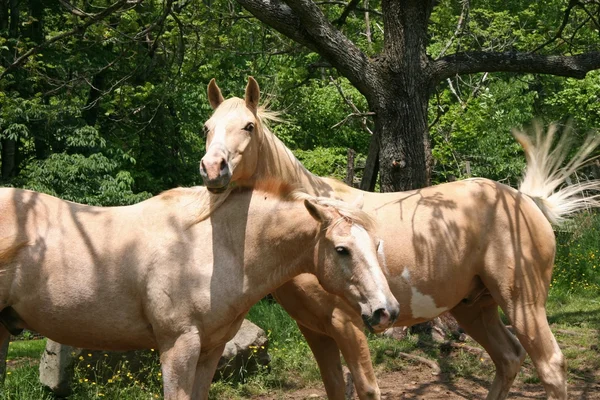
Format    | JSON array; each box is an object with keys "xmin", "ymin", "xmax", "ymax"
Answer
[
  {"xmin": 501, "ymin": 300, "xmax": 566, "ymax": 399},
  {"xmin": 482, "ymin": 263, "xmax": 567, "ymax": 399},
  {"xmin": 450, "ymin": 295, "xmax": 526, "ymax": 400}
]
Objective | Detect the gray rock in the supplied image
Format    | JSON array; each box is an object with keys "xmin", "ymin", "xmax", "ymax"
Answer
[{"xmin": 215, "ymin": 319, "xmax": 270, "ymax": 381}]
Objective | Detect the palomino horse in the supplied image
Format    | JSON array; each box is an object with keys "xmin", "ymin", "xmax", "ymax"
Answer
[
  {"xmin": 0, "ymin": 183, "xmax": 399, "ymax": 400},
  {"xmin": 200, "ymin": 77, "xmax": 600, "ymax": 400}
]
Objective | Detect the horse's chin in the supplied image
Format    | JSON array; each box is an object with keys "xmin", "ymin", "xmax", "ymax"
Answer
[
  {"xmin": 206, "ymin": 185, "xmax": 229, "ymax": 194},
  {"xmin": 361, "ymin": 316, "xmax": 389, "ymax": 335},
  {"xmin": 362, "ymin": 316, "xmax": 376, "ymax": 334}
]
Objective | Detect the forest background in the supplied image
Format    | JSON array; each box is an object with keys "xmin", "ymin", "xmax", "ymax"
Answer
[{"xmin": 2, "ymin": 0, "xmax": 599, "ymax": 291}]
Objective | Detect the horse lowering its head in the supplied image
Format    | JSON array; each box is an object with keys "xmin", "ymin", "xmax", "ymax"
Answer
[{"xmin": 200, "ymin": 77, "xmax": 265, "ymax": 192}]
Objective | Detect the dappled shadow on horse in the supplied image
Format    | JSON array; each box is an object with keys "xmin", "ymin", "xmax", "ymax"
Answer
[
  {"xmin": 0, "ymin": 182, "xmax": 399, "ymax": 399},
  {"xmin": 200, "ymin": 77, "xmax": 600, "ymax": 400}
]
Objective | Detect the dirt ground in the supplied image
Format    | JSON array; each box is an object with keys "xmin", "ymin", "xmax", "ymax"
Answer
[{"xmin": 253, "ymin": 367, "xmax": 600, "ymax": 400}]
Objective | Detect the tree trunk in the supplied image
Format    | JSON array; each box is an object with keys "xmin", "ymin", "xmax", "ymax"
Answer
[
  {"xmin": 369, "ymin": 0, "xmax": 433, "ymax": 192},
  {"xmin": 1, "ymin": 0, "xmax": 20, "ymax": 179},
  {"xmin": 0, "ymin": 0, "xmax": 8, "ymax": 31},
  {"xmin": 1, "ymin": 139, "xmax": 17, "ymax": 179},
  {"xmin": 374, "ymin": 84, "xmax": 431, "ymax": 192}
]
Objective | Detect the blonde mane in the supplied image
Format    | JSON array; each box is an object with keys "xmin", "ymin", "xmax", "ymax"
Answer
[{"xmin": 159, "ymin": 180, "xmax": 374, "ymax": 231}]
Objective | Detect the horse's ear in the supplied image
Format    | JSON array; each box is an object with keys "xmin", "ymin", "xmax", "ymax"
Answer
[
  {"xmin": 351, "ymin": 193, "xmax": 364, "ymax": 209},
  {"xmin": 304, "ymin": 199, "xmax": 332, "ymax": 227},
  {"xmin": 245, "ymin": 76, "xmax": 260, "ymax": 113},
  {"xmin": 208, "ymin": 78, "xmax": 224, "ymax": 110}
]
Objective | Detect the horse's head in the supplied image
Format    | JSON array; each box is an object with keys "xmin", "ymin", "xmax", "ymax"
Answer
[
  {"xmin": 303, "ymin": 197, "xmax": 399, "ymax": 332},
  {"xmin": 200, "ymin": 77, "xmax": 262, "ymax": 193}
]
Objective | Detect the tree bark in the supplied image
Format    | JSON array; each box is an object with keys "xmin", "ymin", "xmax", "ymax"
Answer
[{"xmin": 367, "ymin": 0, "xmax": 433, "ymax": 191}]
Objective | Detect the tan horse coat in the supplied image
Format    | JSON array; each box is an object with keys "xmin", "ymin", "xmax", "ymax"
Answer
[
  {"xmin": 200, "ymin": 77, "xmax": 600, "ymax": 400},
  {"xmin": 0, "ymin": 184, "xmax": 398, "ymax": 400}
]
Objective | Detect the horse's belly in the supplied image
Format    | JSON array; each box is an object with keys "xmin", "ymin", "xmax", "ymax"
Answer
[{"xmin": 13, "ymin": 302, "xmax": 156, "ymax": 351}]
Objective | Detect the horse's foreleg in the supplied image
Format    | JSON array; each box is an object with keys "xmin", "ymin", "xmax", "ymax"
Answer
[
  {"xmin": 329, "ymin": 309, "xmax": 380, "ymax": 400},
  {"xmin": 191, "ymin": 343, "xmax": 226, "ymax": 400},
  {"xmin": 274, "ymin": 277, "xmax": 380, "ymax": 400},
  {"xmin": 158, "ymin": 332, "xmax": 201, "ymax": 400},
  {"xmin": 296, "ymin": 323, "xmax": 346, "ymax": 400},
  {"xmin": 450, "ymin": 296, "xmax": 525, "ymax": 400}
]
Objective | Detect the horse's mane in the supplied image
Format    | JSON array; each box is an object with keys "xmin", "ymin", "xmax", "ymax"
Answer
[{"xmin": 158, "ymin": 180, "xmax": 374, "ymax": 231}]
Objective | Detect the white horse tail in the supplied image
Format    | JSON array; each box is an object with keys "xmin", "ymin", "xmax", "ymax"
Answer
[{"xmin": 514, "ymin": 123, "xmax": 600, "ymax": 225}]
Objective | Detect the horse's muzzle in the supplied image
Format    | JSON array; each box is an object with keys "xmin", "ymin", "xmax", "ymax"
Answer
[
  {"xmin": 362, "ymin": 306, "xmax": 399, "ymax": 333},
  {"xmin": 199, "ymin": 154, "xmax": 231, "ymax": 190}
]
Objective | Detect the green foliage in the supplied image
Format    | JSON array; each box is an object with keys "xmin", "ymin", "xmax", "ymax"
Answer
[
  {"xmin": 553, "ymin": 212, "xmax": 600, "ymax": 293},
  {"xmin": 17, "ymin": 153, "xmax": 150, "ymax": 206}
]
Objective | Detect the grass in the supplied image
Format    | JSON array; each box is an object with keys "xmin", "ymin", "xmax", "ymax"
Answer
[{"xmin": 2, "ymin": 289, "xmax": 597, "ymax": 399}]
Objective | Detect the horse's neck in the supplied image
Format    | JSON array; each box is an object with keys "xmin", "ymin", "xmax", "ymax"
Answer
[
  {"xmin": 236, "ymin": 204, "xmax": 317, "ymax": 309},
  {"xmin": 253, "ymin": 131, "xmax": 332, "ymax": 197}
]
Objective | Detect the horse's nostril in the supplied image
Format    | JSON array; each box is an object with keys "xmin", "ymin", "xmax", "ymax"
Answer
[
  {"xmin": 374, "ymin": 307, "xmax": 391, "ymax": 327},
  {"xmin": 219, "ymin": 159, "xmax": 227, "ymax": 171},
  {"xmin": 200, "ymin": 160, "xmax": 207, "ymax": 173}
]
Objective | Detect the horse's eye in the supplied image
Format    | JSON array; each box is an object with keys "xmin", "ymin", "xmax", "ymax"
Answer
[
  {"xmin": 336, "ymin": 246, "xmax": 350, "ymax": 256},
  {"xmin": 244, "ymin": 123, "xmax": 255, "ymax": 132},
  {"xmin": 203, "ymin": 125, "xmax": 209, "ymax": 138}
]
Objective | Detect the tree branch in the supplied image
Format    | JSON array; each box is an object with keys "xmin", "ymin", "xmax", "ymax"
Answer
[
  {"xmin": 333, "ymin": 0, "xmax": 360, "ymax": 26},
  {"xmin": 432, "ymin": 51, "xmax": 600, "ymax": 82},
  {"xmin": 236, "ymin": 0, "xmax": 372, "ymax": 94},
  {"xmin": 436, "ymin": 0, "xmax": 469, "ymax": 60},
  {"xmin": 283, "ymin": 0, "xmax": 371, "ymax": 91},
  {"xmin": 531, "ymin": 0, "xmax": 579, "ymax": 53},
  {"xmin": 0, "ymin": 0, "xmax": 139, "ymax": 80}
]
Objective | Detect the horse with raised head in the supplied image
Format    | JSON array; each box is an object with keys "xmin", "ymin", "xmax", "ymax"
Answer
[
  {"xmin": 200, "ymin": 77, "xmax": 600, "ymax": 400},
  {"xmin": 0, "ymin": 182, "xmax": 399, "ymax": 400}
]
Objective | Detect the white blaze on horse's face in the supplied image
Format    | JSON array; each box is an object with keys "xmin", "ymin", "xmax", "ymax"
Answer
[
  {"xmin": 200, "ymin": 77, "xmax": 261, "ymax": 193},
  {"xmin": 307, "ymin": 202, "xmax": 399, "ymax": 332},
  {"xmin": 201, "ymin": 106, "xmax": 259, "ymax": 192}
]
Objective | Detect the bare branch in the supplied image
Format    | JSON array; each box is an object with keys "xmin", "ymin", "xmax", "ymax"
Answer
[
  {"xmin": 432, "ymin": 51, "xmax": 600, "ymax": 82},
  {"xmin": 436, "ymin": 0, "xmax": 469, "ymax": 60},
  {"xmin": 333, "ymin": 0, "xmax": 360, "ymax": 26},
  {"xmin": 135, "ymin": 0, "xmax": 174, "ymax": 40},
  {"xmin": 329, "ymin": 76, "xmax": 374, "ymax": 135},
  {"xmin": 58, "ymin": 0, "xmax": 90, "ymax": 17},
  {"xmin": 0, "ymin": 0, "xmax": 139, "ymax": 80},
  {"xmin": 314, "ymin": 1, "xmax": 382, "ymax": 16},
  {"xmin": 446, "ymin": 77, "xmax": 464, "ymax": 108},
  {"xmin": 284, "ymin": 0, "xmax": 371, "ymax": 90}
]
